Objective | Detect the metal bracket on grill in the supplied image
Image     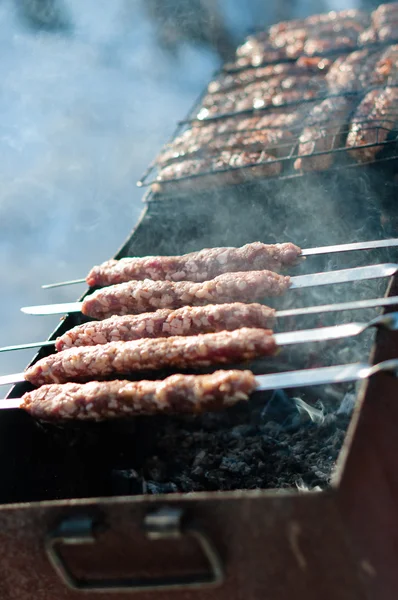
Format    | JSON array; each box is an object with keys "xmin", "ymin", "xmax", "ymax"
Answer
[{"xmin": 45, "ymin": 508, "xmax": 224, "ymax": 593}]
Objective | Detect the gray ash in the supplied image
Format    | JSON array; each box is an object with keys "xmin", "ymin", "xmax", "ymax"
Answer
[{"xmin": 137, "ymin": 388, "xmax": 352, "ymax": 493}]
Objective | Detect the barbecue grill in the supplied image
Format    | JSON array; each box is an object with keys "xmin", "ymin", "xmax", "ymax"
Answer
[
  {"xmin": 2, "ymin": 5, "xmax": 398, "ymax": 600},
  {"xmin": 2, "ymin": 189, "xmax": 398, "ymax": 599}
]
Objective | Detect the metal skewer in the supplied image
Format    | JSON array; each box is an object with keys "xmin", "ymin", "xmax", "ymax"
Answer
[
  {"xmin": 2, "ymin": 295, "xmax": 398, "ymax": 353},
  {"xmin": 22, "ymin": 263, "xmax": 398, "ymax": 316},
  {"xmin": 254, "ymin": 358, "xmax": 398, "ymax": 392},
  {"xmin": 42, "ymin": 278, "xmax": 86, "ymax": 289},
  {"xmin": 2, "ymin": 357, "xmax": 398, "ymax": 413},
  {"xmin": 2, "ymin": 312, "xmax": 398, "ymax": 386},
  {"xmin": 41, "ymin": 238, "xmax": 398, "ymax": 289}
]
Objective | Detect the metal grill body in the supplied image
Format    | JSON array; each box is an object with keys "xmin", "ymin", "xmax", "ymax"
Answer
[{"xmin": 2, "ymin": 5, "xmax": 398, "ymax": 598}]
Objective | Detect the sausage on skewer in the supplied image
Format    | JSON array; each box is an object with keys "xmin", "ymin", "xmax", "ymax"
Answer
[
  {"xmin": 87, "ymin": 242, "xmax": 301, "ymax": 287},
  {"xmin": 21, "ymin": 370, "xmax": 257, "ymax": 421},
  {"xmin": 83, "ymin": 270, "xmax": 291, "ymax": 319},
  {"xmin": 25, "ymin": 328, "xmax": 277, "ymax": 386},
  {"xmin": 57, "ymin": 303, "xmax": 276, "ymax": 350}
]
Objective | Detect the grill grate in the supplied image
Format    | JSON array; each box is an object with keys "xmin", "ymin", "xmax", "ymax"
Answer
[
  {"xmin": 138, "ymin": 119, "xmax": 398, "ymax": 189},
  {"xmin": 183, "ymin": 90, "xmax": 353, "ymax": 124}
]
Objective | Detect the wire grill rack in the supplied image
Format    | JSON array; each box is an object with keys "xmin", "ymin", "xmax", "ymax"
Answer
[
  {"xmin": 138, "ymin": 111, "xmax": 398, "ymax": 190},
  {"xmin": 138, "ymin": 13, "xmax": 398, "ymax": 194},
  {"xmin": 181, "ymin": 90, "xmax": 355, "ymax": 125}
]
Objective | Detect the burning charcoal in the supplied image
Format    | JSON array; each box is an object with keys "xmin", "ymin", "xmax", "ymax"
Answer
[
  {"xmin": 111, "ymin": 469, "xmax": 143, "ymax": 495},
  {"xmin": 145, "ymin": 481, "xmax": 179, "ymax": 494},
  {"xmin": 145, "ymin": 456, "xmax": 167, "ymax": 482},
  {"xmin": 220, "ymin": 456, "xmax": 252, "ymax": 475},
  {"xmin": 192, "ymin": 449, "xmax": 207, "ymax": 467},
  {"xmin": 230, "ymin": 424, "xmax": 256, "ymax": 438},
  {"xmin": 137, "ymin": 381, "xmax": 354, "ymax": 494}
]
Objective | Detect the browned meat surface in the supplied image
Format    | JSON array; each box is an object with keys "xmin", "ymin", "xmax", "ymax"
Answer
[
  {"xmin": 225, "ymin": 49, "xmax": 288, "ymax": 71},
  {"xmin": 303, "ymin": 34, "xmax": 357, "ymax": 56},
  {"xmin": 207, "ymin": 60, "xmax": 331, "ymax": 95},
  {"xmin": 372, "ymin": 2, "xmax": 398, "ymax": 29},
  {"xmin": 378, "ymin": 24, "xmax": 398, "ymax": 43},
  {"xmin": 22, "ymin": 370, "xmax": 257, "ymax": 421},
  {"xmin": 87, "ymin": 242, "xmax": 301, "ymax": 287},
  {"xmin": 269, "ymin": 13, "xmax": 368, "ymax": 58},
  {"xmin": 158, "ymin": 107, "xmax": 308, "ymax": 166},
  {"xmin": 373, "ymin": 45, "xmax": 398, "ymax": 86},
  {"xmin": 365, "ymin": 4, "xmax": 398, "ymax": 42},
  {"xmin": 158, "ymin": 128, "xmax": 294, "ymax": 165},
  {"xmin": 346, "ymin": 87, "xmax": 398, "ymax": 162},
  {"xmin": 159, "ymin": 126, "xmax": 215, "ymax": 162},
  {"xmin": 160, "ymin": 127, "xmax": 295, "ymax": 164},
  {"xmin": 155, "ymin": 150, "xmax": 282, "ymax": 193},
  {"xmin": 358, "ymin": 27, "xmax": 378, "ymax": 45},
  {"xmin": 274, "ymin": 22, "xmax": 364, "ymax": 58},
  {"xmin": 199, "ymin": 76, "xmax": 325, "ymax": 117},
  {"xmin": 83, "ymin": 270, "xmax": 291, "ymax": 319},
  {"xmin": 294, "ymin": 96, "xmax": 355, "ymax": 172},
  {"xmin": 207, "ymin": 63, "xmax": 294, "ymax": 95},
  {"xmin": 296, "ymin": 56, "xmax": 333, "ymax": 70},
  {"xmin": 271, "ymin": 89, "xmax": 320, "ymax": 107},
  {"xmin": 269, "ymin": 17, "xmax": 307, "ymax": 38},
  {"xmin": 325, "ymin": 49, "xmax": 383, "ymax": 93},
  {"xmin": 236, "ymin": 35, "xmax": 274, "ymax": 58},
  {"xmin": 203, "ymin": 75, "xmax": 290, "ymax": 107},
  {"xmin": 249, "ymin": 109, "xmax": 307, "ymax": 129},
  {"xmin": 229, "ymin": 9, "xmax": 368, "ymax": 69},
  {"xmin": 56, "ymin": 303, "xmax": 277, "ymax": 350},
  {"xmin": 269, "ymin": 9, "xmax": 369, "ymax": 40},
  {"xmin": 273, "ymin": 29, "xmax": 307, "ymax": 58},
  {"xmin": 25, "ymin": 329, "xmax": 277, "ymax": 386}
]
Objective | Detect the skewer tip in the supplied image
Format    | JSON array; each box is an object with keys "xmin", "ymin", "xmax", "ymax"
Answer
[
  {"xmin": 41, "ymin": 278, "xmax": 86, "ymax": 289},
  {"xmin": 0, "ymin": 340, "xmax": 55, "ymax": 353}
]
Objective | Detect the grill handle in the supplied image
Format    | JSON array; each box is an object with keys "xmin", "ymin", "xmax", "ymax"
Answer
[{"xmin": 45, "ymin": 507, "xmax": 224, "ymax": 593}]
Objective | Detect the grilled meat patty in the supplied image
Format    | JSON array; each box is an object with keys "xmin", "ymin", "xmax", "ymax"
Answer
[
  {"xmin": 25, "ymin": 328, "xmax": 277, "ymax": 386},
  {"xmin": 22, "ymin": 370, "xmax": 257, "ymax": 421}
]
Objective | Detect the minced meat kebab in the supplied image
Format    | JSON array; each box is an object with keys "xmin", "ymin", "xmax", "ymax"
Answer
[
  {"xmin": 21, "ymin": 370, "xmax": 257, "ymax": 421},
  {"xmin": 82, "ymin": 270, "xmax": 291, "ymax": 319},
  {"xmin": 86, "ymin": 241, "xmax": 301, "ymax": 287},
  {"xmin": 57, "ymin": 303, "xmax": 276, "ymax": 350},
  {"xmin": 25, "ymin": 328, "xmax": 276, "ymax": 386}
]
